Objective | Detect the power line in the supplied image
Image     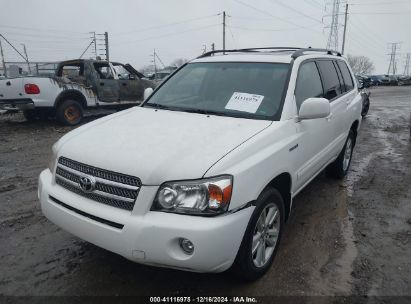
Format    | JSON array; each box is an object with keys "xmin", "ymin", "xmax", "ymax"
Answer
[
  {"xmin": 226, "ymin": 25, "xmax": 238, "ymax": 49},
  {"xmin": 233, "ymin": 0, "xmax": 323, "ymax": 34},
  {"xmin": 230, "ymin": 23, "xmax": 318, "ymax": 32},
  {"xmin": 0, "ymin": 24, "xmax": 89, "ymax": 35},
  {"xmin": 349, "ymin": 0, "xmax": 411, "ymax": 5},
  {"xmin": 349, "ymin": 11, "xmax": 411, "ymax": 15},
  {"xmin": 114, "ymin": 14, "xmax": 219, "ymax": 35},
  {"xmin": 111, "ymin": 24, "xmax": 220, "ymax": 46},
  {"xmin": 267, "ymin": 0, "xmax": 323, "ymax": 23}
]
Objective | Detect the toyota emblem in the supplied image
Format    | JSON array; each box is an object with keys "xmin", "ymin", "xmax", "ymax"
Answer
[{"xmin": 79, "ymin": 175, "xmax": 96, "ymax": 193}]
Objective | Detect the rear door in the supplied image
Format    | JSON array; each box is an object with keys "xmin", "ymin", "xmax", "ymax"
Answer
[
  {"xmin": 335, "ymin": 59, "xmax": 357, "ymax": 132},
  {"xmin": 92, "ymin": 62, "xmax": 120, "ymax": 103},
  {"xmin": 316, "ymin": 60, "xmax": 347, "ymax": 157}
]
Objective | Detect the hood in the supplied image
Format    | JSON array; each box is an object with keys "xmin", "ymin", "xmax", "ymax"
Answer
[{"xmin": 58, "ymin": 107, "xmax": 271, "ymax": 185}]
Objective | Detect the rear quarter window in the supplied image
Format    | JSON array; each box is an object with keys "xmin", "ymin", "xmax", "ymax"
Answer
[
  {"xmin": 337, "ymin": 61, "xmax": 355, "ymax": 92},
  {"xmin": 316, "ymin": 60, "xmax": 343, "ymax": 101}
]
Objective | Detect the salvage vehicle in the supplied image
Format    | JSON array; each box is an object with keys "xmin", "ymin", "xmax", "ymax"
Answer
[
  {"xmin": 397, "ymin": 75, "xmax": 411, "ymax": 86},
  {"xmin": 0, "ymin": 59, "xmax": 154, "ymax": 125},
  {"xmin": 38, "ymin": 47, "xmax": 362, "ymax": 280}
]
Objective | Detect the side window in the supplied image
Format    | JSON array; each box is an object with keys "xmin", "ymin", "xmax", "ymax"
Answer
[
  {"xmin": 317, "ymin": 60, "xmax": 343, "ymax": 101},
  {"xmin": 295, "ymin": 61, "xmax": 323, "ymax": 109},
  {"xmin": 113, "ymin": 64, "xmax": 133, "ymax": 80},
  {"xmin": 59, "ymin": 63, "xmax": 84, "ymax": 78},
  {"xmin": 93, "ymin": 63, "xmax": 114, "ymax": 79},
  {"xmin": 337, "ymin": 61, "xmax": 355, "ymax": 91}
]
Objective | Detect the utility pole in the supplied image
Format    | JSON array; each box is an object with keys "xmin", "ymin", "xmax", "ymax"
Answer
[
  {"xmin": 326, "ymin": 0, "xmax": 341, "ymax": 50},
  {"xmin": 21, "ymin": 43, "xmax": 31, "ymax": 74},
  {"xmin": 404, "ymin": 53, "xmax": 411, "ymax": 76},
  {"xmin": 341, "ymin": 4, "xmax": 348, "ymax": 55},
  {"xmin": 0, "ymin": 34, "xmax": 30, "ymax": 76},
  {"xmin": 93, "ymin": 32, "xmax": 97, "ymax": 59},
  {"xmin": 104, "ymin": 32, "xmax": 109, "ymax": 61},
  {"xmin": 153, "ymin": 49, "xmax": 157, "ymax": 79},
  {"xmin": 223, "ymin": 11, "xmax": 226, "ymax": 53},
  {"xmin": 89, "ymin": 32, "xmax": 97, "ymax": 59},
  {"xmin": 387, "ymin": 42, "xmax": 401, "ymax": 75},
  {"xmin": 0, "ymin": 36, "xmax": 7, "ymax": 77}
]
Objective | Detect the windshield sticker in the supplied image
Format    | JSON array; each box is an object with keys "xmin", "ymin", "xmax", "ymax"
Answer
[{"xmin": 225, "ymin": 92, "xmax": 264, "ymax": 114}]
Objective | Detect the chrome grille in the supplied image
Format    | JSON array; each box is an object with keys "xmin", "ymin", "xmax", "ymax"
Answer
[{"xmin": 55, "ymin": 157, "xmax": 140, "ymax": 211}]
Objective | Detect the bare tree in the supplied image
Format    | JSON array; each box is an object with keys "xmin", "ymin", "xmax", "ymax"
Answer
[
  {"xmin": 171, "ymin": 58, "xmax": 188, "ymax": 68},
  {"xmin": 347, "ymin": 55, "xmax": 375, "ymax": 75}
]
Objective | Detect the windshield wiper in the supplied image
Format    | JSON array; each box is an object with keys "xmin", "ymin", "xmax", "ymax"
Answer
[
  {"xmin": 177, "ymin": 108, "xmax": 227, "ymax": 116},
  {"xmin": 144, "ymin": 103, "xmax": 173, "ymax": 110}
]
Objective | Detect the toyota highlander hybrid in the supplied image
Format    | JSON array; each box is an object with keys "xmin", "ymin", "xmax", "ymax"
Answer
[{"xmin": 38, "ymin": 47, "xmax": 362, "ymax": 280}]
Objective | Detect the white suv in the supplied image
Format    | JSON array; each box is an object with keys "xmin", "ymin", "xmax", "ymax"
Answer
[{"xmin": 38, "ymin": 47, "xmax": 362, "ymax": 280}]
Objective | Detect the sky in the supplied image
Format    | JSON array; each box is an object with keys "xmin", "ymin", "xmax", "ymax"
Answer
[{"xmin": 0, "ymin": 0, "xmax": 410, "ymax": 74}]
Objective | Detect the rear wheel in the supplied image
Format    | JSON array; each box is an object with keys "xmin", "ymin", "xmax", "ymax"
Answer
[
  {"xmin": 326, "ymin": 130, "xmax": 355, "ymax": 179},
  {"xmin": 232, "ymin": 188, "xmax": 285, "ymax": 281},
  {"xmin": 56, "ymin": 100, "xmax": 83, "ymax": 126}
]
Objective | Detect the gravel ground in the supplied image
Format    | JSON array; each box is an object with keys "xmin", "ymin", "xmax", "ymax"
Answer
[{"xmin": 0, "ymin": 86, "xmax": 410, "ymax": 301}]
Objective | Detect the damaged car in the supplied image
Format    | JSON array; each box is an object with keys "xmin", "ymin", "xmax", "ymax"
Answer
[{"xmin": 0, "ymin": 59, "xmax": 155, "ymax": 125}]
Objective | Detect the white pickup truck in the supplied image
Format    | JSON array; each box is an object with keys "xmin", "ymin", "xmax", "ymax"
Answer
[
  {"xmin": 38, "ymin": 47, "xmax": 362, "ymax": 280},
  {"xmin": 0, "ymin": 59, "xmax": 155, "ymax": 125}
]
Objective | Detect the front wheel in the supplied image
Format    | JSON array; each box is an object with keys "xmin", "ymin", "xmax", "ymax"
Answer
[
  {"xmin": 326, "ymin": 130, "xmax": 355, "ymax": 179},
  {"xmin": 232, "ymin": 188, "xmax": 285, "ymax": 281},
  {"xmin": 56, "ymin": 100, "xmax": 84, "ymax": 126}
]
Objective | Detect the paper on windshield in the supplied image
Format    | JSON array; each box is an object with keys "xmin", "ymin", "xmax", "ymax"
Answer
[{"xmin": 225, "ymin": 92, "xmax": 264, "ymax": 114}]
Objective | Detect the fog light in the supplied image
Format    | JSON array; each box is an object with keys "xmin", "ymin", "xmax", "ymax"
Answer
[{"xmin": 179, "ymin": 238, "xmax": 194, "ymax": 255}]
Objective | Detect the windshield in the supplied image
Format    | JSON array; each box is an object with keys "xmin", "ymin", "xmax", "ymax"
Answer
[{"xmin": 144, "ymin": 62, "xmax": 290, "ymax": 120}]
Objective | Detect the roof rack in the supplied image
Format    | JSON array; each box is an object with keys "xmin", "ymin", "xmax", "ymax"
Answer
[
  {"xmin": 197, "ymin": 47, "xmax": 342, "ymax": 59},
  {"xmin": 291, "ymin": 48, "xmax": 342, "ymax": 58},
  {"xmin": 197, "ymin": 47, "xmax": 302, "ymax": 59}
]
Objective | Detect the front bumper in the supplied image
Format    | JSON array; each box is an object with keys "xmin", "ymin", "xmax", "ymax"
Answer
[
  {"xmin": 0, "ymin": 98, "xmax": 35, "ymax": 111},
  {"xmin": 38, "ymin": 169, "xmax": 253, "ymax": 273}
]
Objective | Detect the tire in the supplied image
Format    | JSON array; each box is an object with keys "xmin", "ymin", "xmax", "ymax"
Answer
[
  {"xmin": 326, "ymin": 130, "xmax": 355, "ymax": 179},
  {"xmin": 232, "ymin": 188, "xmax": 285, "ymax": 281},
  {"xmin": 56, "ymin": 99, "xmax": 84, "ymax": 126},
  {"xmin": 23, "ymin": 109, "xmax": 38, "ymax": 122},
  {"xmin": 361, "ymin": 98, "xmax": 370, "ymax": 117}
]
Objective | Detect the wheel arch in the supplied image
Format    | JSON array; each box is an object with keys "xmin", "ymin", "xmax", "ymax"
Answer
[
  {"xmin": 350, "ymin": 120, "xmax": 360, "ymax": 146},
  {"xmin": 261, "ymin": 172, "xmax": 292, "ymax": 222},
  {"xmin": 54, "ymin": 90, "xmax": 87, "ymax": 110}
]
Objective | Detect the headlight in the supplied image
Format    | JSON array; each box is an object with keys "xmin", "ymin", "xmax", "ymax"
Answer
[
  {"xmin": 48, "ymin": 143, "xmax": 58, "ymax": 172},
  {"xmin": 152, "ymin": 176, "xmax": 233, "ymax": 216}
]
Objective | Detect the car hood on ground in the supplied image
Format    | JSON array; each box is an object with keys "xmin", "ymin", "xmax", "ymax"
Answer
[{"xmin": 58, "ymin": 107, "xmax": 272, "ymax": 185}]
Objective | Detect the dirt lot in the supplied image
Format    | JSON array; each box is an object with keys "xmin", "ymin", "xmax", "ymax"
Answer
[{"xmin": 0, "ymin": 86, "xmax": 410, "ymax": 300}]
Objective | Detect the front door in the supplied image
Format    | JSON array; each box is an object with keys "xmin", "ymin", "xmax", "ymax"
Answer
[
  {"xmin": 92, "ymin": 62, "xmax": 120, "ymax": 103},
  {"xmin": 292, "ymin": 61, "xmax": 334, "ymax": 191},
  {"xmin": 113, "ymin": 63, "xmax": 144, "ymax": 102}
]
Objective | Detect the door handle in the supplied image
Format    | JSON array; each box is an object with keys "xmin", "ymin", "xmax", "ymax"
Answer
[
  {"xmin": 122, "ymin": 83, "xmax": 127, "ymax": 86},
  {"xmin": 100, "ymin": 82, "xmax": 104, "ymax": 86},
  {"xmin": 6, "ymin": 81, "xmax": 11, "ymax": 86}
]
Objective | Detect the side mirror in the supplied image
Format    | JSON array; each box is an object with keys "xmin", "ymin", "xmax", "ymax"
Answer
[
  {"xmin": 129, "ymin": 74, "xmax": 136, "ymax": 80},
  {"xmin": 144, "ymin": 88, "xmax": 154, "ymax": 100},
  {"xmin": 298, "ymin": 97, "xmax": 330, "ymax": 120}
]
